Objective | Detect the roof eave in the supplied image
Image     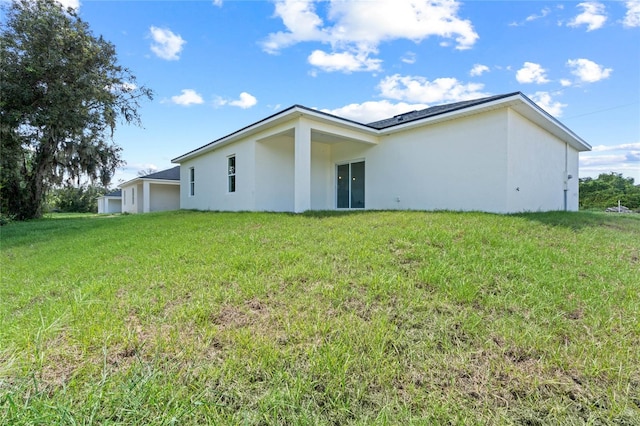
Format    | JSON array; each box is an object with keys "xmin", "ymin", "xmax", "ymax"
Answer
[
  {"xmin": 118, "ymin": 177, "xmax": 140, "ymax": 188},
  {"xmin": 118, "ymin": 177, "xmax": 179, "ymax": 188},
  {"xmin": 171, "ymin": 93, "xmax": 590, "ymax": 163},
  {"xmin": 511, "ymin": 95, "xmax": 591, "ymax": 152},
  {"xmin": 378, "ymin": 93, "xmax": 590, "ymax": 152},
  {"xmin": 172, "ymin": 105, "xmax": 378, "ymax": 163}
]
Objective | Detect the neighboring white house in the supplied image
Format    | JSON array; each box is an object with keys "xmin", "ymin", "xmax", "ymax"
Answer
[
  {"xmin": 119, "ymin": 166, "xmax": 180, "ymax": 214},
  {"xmin": 171, "ymin": 92, "xmax": 591, "ymax": 214},
  {"xmin": 97, "ymin": 189, "xmax": 122, "ymax": 214}
]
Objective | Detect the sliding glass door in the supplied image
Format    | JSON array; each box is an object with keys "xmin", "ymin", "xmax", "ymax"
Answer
[{"xmin": 337, "ymin": 161, "xmax": 365, "ymax": 209}]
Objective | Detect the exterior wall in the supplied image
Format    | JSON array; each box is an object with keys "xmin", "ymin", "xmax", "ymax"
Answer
[
  {"xmin": 104, "ymin": 197, "xmax": 122, "ymax": 213},
  {"xmin": 149, "ymin": 183, "xmax": 180, "ymax": 212},
  {"xmin": 506, "ymin": 109, "xmax": 579, "ymax": 211},
  {"xmin": 310, "ymin": 141, "xmax": 333, "ymax": 210},
  {"xmin": 567, "ymin": 147, "xmax": 580, "ymax": 211},
  {"xmin": 180, "ymin": 137, "xmax": 256, "ymax": 211},
  {"xmin": 255, "ymin": 136, "xmax": 294, "ymax": 211},
  {"xmin": 364, "ymin": 109, "xmax": 509, "ymax": 212},
  {"xmin": 120, "ymin": 183, "xmax": 144, "ymax": 213},
  {"xmin": 176, "ymin": 105, "xmax": 582, "ymax": 214},
  {"xmin": 120, "ymin": 184, "xmax": 141, "ymax": 214},
  {"xmin": 329, "ymin": 140, "xmax": 373, "ymax": 209}
]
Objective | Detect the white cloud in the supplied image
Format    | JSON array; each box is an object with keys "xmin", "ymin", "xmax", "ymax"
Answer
[
  {"xmin": 580, "ymin": 154, "xmax": 626, "ymax": 166},
  {"xmin": 149, "ymin": 26, "xmax": 186, "ymax": 61},
  {"xmin": 591, "ymin": 142, "xmax": 640, "ymax": 152},
  {"xmin": 516, "ymin": 62, "xmax": 550, "ymax": 84},
  {"xmin": 568, "ymin": 2, "xmax": 607, "ymax": 31},
  {"xmin": 308, "ymin": 49, "xmax": 382, "ymax": 73},
  {"xmin": 171, "ymin": 89, "xmax": 204, "ymax": 106},
  {"xmin": 321, "ymin": 100, "xmax": 429, "ymax": 123},
  {"xmin": 560, "ymin": 79, "xmax": 573, "ymax": 87},
  {"xmin": 212, "ymin": 0, "xmax": 223, "ymax": 6},
  {"xmin": 217, "ymin": 92, "xmax": 258, "ymax": 109},
  {"xmin": 580, "ymin": 151, "xmax": 640, "ymax": 181},
  {"xmin": 526, "ymin": 7, "xmax": 551, "ymax": 22},
  {"xmin": 528, "ymin": 91, "xmax": 566, "ymax": 117},
  {"xmin": 567, "ymin": 58, "xmax": 612, "ymax": 83},
  {"xmin": 378, "ymin": 74, "xmax": 488, "ymax": 104},
  {"xmin": 580, "ymin": 142, "xmax": 640, "ymax": 181},
  {"xmin": 262, "ymin": 0, "xmax": 478, "ymax": 72},
  {"xmin": 231, "ymin": 92, "xmax": 258, "ymax": 108},
  {"xmin": 623, "ymin": 1, "xmax": 640, "ymax": 27},
  {"xmin": 469, "ymin": 64, "xmax": 489, "ymax": 77},
  {"xmin": 401, "ymin": 52, "xmax": 417, "ymax": 65},
  {"xmin": 262, "ymin": 0, "xmax": 328, "ymax": 54}
]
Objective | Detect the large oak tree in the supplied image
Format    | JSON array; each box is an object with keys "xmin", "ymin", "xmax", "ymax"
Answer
[{"xmin": 0, "ymin": 0, "xmax": 152, "ymax": 220}]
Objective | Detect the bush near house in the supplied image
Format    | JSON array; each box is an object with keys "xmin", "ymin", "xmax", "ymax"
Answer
[
  {"xmin": 579, "ymin": 172, "xmax": 640, "ymax": 210},
  {"xmin": 1, "ymin": 210, "xmax": 639, "ymax": 424}
]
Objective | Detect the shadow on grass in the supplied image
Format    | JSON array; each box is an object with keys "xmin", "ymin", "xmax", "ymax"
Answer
[
  {"xmin": 511, "ymin": 210, "xmax": 640, "ymax": 231},
  {"xmin": 0, "ymin": 212, "xmax": 126, "ymax": 249},
  {"xmin": 298, "ymin": 210, "xmax": 377, "ymax": 219}
]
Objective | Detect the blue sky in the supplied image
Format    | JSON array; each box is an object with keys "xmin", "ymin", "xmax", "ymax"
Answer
[{"xmin": 62, "ymin": 0, "xmax": 639, "ymax": 184}]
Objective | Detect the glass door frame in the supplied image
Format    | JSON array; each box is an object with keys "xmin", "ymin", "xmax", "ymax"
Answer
[{"xmin": 336, "ymin": 160, "xmax": 365, "ymax": 209}]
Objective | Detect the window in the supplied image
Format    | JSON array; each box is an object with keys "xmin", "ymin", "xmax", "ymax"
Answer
[
  {"xmin": 131, "ymin": 187, "xmax": 135, "ymax": 204},
  {"xmin": 228, "ymin": 156, "xmax": 236, "ymax": 193},
  {"xmin": 123, "ymin": 190, "xmax": 126, "ymax": 205},
  {"xmin": 189, "ymin": 167, "xmax": 195, "ymax": 196}
]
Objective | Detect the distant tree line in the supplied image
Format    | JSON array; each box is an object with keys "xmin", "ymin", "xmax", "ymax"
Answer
[{"xmin": 579, "ymin": 173, "xmax": 640, "ymax": 210}]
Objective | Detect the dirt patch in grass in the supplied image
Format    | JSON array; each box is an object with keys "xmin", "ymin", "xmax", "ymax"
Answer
[
  {"xmin": 35, "ymin": 331, "xmax": 85, "ymax": 393},
  {"xmin": 406, "ymin": 340, "xmax": 608, "ymax": 420},
  {"xmin": 211, "ymin": 298, "xmax": 270, "ymax": 330}
]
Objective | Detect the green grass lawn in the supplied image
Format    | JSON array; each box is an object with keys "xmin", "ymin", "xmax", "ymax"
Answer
[{"xmin": 1, "ymin": 210, "xmax": 639, "ymax": 424}]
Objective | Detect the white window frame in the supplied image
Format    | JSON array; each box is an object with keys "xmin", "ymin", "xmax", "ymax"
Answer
[
  {"xmin": 189, "ymin": 167, "xmax": 195, "ymax": 197},
  {"xmin": 227, "ymin": 155, "xmax": 236, "ymax": 193}
]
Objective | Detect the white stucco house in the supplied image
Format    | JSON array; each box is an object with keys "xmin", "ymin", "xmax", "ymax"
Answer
[
  {"xmin": 97, "ymin": 189, "xmax": 122, "ymax": 214},
  {"xmin": 171, "ymin": 92, "xmax": 591, "ymax": 214},
  {"xmin": 119, "ymin": 166, "xmax": 180, "ymax": 214}
]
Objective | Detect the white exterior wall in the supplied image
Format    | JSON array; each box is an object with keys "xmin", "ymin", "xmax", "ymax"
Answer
[
  {"xmin": 109, "ymin": 198, "xmax": 121, "ymax": 213},
  {"xmin": 310, "ymin": 141, "xmax": 333, "ymax": 210},
  {"xmin": 255, "ymin": 136, "xmax": 294, "ymax": 211},
  {"xmin": 567, "ymin": 147, "xmax": 580, "ymax": 211},
  {"xmin": 329, "ymin": 141, "xmax": 373, "ymax": 209},
  {"xmin": 174, "ymin": 104, "xmax": 585, "ymax": 214},
  {"xmin": 120, "ymin": 184, "xmax": 141, "ymax": 214},
  {"xmin": 180, "ymin": 137, "xmax": 256, "ymax": 211},
  {"xmin": 149, "ymin": 183, "xmax": 180, "ymax": 212},
  {"xmin": 99, "ymin": 197, "xmax": 121, "ymax": 213},
  {"xmin": 363, "ymin": 109, "xmax": 509, "ymax": 212},
  {"xmin": 506, "ymin": 109, "xmax": 579, "ymax": 211}
]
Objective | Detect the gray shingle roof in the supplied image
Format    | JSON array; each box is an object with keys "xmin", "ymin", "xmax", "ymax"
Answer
[
  {"xmin": 366, "ymin": 92, "xmax": 520, "ymax": 129},
  {"xmin": 104, "ymin": 189, "xmax": 121, "ymax": 197},
  {"xmin": 141, "ymin": 166, "xmax": 180, "ymax": 181}
]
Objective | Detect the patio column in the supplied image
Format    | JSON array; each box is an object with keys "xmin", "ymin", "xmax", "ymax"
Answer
[
  {"xmin": 143, "ymin": 181, "xmax": 150, "ymax": 213},
  {"xmin": 294, "ymin": 118, "xmax": 311, "ymax": 213}
]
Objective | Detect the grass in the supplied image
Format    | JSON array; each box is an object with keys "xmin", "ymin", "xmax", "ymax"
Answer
[{"xmin": 1, "ymin": 210, "xmax": 639, "ymax": 424}]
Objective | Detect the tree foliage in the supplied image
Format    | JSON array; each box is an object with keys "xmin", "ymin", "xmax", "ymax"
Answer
[
  {"xmin": 579, "ymin": 173, "xmax": 640, "ymax": 210},
  {"xmin": 0, "ymin": 0, "xmax": 152, "ymax": 220},
  {"xmin": 47, "ymin": 183, "xmax": 109, "ymax": 213}
]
